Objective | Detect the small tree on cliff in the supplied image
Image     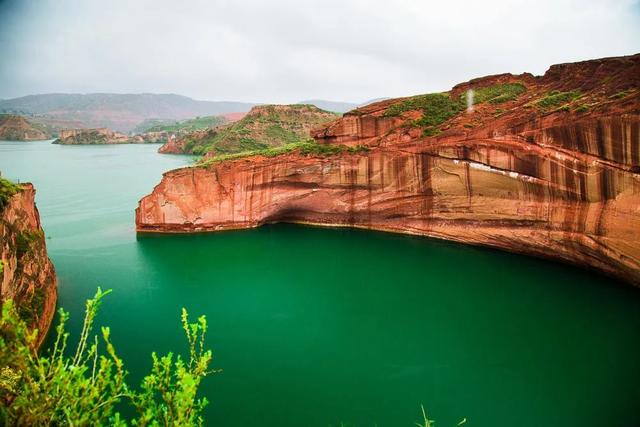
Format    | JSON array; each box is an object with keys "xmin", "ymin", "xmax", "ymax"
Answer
[{"xmin": 0, "ymin": 288, "xmax": 218, "ymax": 426}]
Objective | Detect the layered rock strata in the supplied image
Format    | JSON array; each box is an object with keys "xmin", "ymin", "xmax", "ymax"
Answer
[
  {"xmin": 0, "ymin": 115, "xmax": 51, "ymax": 141},
  {"xmin": 1, "ymin": 183, "xmax": 57, "ymax": 347},
  {"xmin": 137, "ymin": 54, "xmax": 640, "ymax": 286}
]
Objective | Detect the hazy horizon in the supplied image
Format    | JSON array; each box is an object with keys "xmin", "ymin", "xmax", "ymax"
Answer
[
  {"xmin": 0, "ymin": 91, "xmax": 380, "ymax": 105},
  {"xmin": 1, "ymin": 0, "xmax": 639, "ymax": 103}
]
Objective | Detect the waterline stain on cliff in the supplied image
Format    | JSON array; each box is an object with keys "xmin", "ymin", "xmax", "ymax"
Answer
[{"xmin": 1, "ymin": 141, "xmax": 640, "ymax": 426}]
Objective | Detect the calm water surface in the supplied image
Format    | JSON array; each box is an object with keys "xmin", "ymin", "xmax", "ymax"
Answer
[{"xmin": 1, "ymin": 140, "xmax": 639, "ymax": 426}]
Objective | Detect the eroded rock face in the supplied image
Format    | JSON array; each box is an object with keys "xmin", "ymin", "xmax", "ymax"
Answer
[
  {"xmin": 0, "ymin": 115, "xmax": 51, "ymax": 141},
  {"xmin": 1, "ymin": 184, "xmax": 57, "ymax": 347},
  {"xmin": 137, "ymin": 54, "xmax": 640, "ymax": 286},
  {"xmin": 158, "ymin": 104, "xmax": 340, "ymax": 155}
]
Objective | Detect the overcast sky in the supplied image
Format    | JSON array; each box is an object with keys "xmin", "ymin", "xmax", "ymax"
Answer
[{"xmin": 0, "ymin": 0, "xmax": 638, "ymax": 103}]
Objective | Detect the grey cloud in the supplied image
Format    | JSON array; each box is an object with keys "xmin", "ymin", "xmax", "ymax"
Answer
[{"xmin": 0, "ymin": 0, "xmax": 638, "ymax": 103}]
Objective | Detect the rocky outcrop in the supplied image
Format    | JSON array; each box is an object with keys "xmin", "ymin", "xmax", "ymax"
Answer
[
  {"xmin": 158, "ymin": 128, "xmax": 217, "ymax": 154},
  {"xmin": 54, "ymin": 128, "xmax": 132, "ymax": 145},
  {"xmin": 0, "ymin": 115, "xmax": 51, "ymax": 141},
  {"xmin": 158, "ymin": 104, "xmax": 340, "ymax": 155},
  {"xmin": 54, "ymin": 127, "xmax": 166, "ymax": 145},
  {"xmin": 136, "ymin": 54, "xmax": 640, "ymax": 286},
  {"xmin": 1, "ymin": 183, "xmax": 57, "ymax": 347}
]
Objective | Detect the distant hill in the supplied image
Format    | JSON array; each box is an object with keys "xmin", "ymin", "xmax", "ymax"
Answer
[
  {"xmin": 297, "ymin": 98, "xmax": 389, "ymax": 113},
  {"xmin": 159, "ymin": 104, "xmax": 340, "ymax": 155},
  {"xmin": 0, "ymin": 93, "xmax": 256, "ymax": 133},
  {"xmin": 133, "ymin": 115, "xmax": 228, "ymax": 134},
  {"xmin": 296, "ymin": 100, "xmax": 359, "ymax": 113},
  {"xmin": 0, "ymin": 115, "xmax": 52, "ymax": 141}
]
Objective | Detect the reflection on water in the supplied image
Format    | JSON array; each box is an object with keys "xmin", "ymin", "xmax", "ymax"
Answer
[{"xmin": 1, "ymin": 140, "xmax": 640, "ymax": 426}]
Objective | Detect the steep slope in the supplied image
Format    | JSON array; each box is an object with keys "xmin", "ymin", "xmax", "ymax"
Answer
[
  {"xmin": 297, "ymin": 100, "xmax": 359, "ymax": 113},
  {"xmin": 297, "ymin": 98, "xmax": 390, "ymax": 113},
  {"xmin": 53, "ymin": 127, "xmax": 177, "ymax": 145},
  {"xmin": 137, "ymin": 54, "xmax": 640, "ymax": 286},
  {"xmin": 0, "ymin": 115, "xmax": 51, "ymax": 141},
  {"xmin": 158, "ymin": 104, "xmax": 340, "ymax": 155},
  {"xmin": 132, "ymin": 115, "xmax": 227, "ymax": 134},
  {"xmin": 1, "ymin": 178, "xmax": 57, "ymax": 347},
  {"xmin": 0, "ymin": 93, "xmax": 255, "ymax": 133},
  {"xmin": 53, "ymin": 128, "xmax": 134, "ymax": 145}
]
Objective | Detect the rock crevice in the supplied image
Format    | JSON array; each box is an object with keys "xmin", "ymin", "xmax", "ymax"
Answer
[{"xmin": 1, "ymin": 184, "xmax": 57, "ymax": 347}]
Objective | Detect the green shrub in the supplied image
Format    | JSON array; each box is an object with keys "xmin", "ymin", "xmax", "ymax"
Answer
[
  {"xmin": 463, "ymin": 83, "xmax": 527, "ymax": 105},
  {"xmin": 1, "ymin": 289, "xmax": 466, "ymax": 425},
  {"xmin": 575, "ymin": 104, "xmax": 589, "ymax": 113},
  {"xmin": 199, "ymin": 141, "xmax": 370, "ymax": 167},
  {"xmin": 0, "ymin": 178, "xmax": 21, "ymax": 212},
  {"xmin": 15, "ymin": 230, "xmax": 42, "ymax": 257},
  {"xmin": 609, "ymin": 90, "xmax": 630, "ymax": 99},
  {"xmin": 384, "ymin": 93, "xmax": 462, "ymax": 119},
  {"xmin": 384, "ymin": 93, "xmax": 463, "ymax": 137},
  {"xmin": 0, "ymin": 288, "xmax": 216, "ymax": 426},
  {"xmin": 139, "ymin": 115, "xmax": 226, "ymax": 133},
  {"xmin": 422, "ymin": 127, "xmax": 442, "ymax": 137},
  {"xmin": 415, "ymin": 405, "xmax": 467, "ymax": 427},
  {"xmin": 536, "ymin": 90, "xmax": 582, "ymax": 109},
  {"xmin": 264, "ymin": 124, "xmax": 300, "ymax": 144},
  {"xmin": 16, "ymin": 287, "xmax": 46, "ymax": 327}
]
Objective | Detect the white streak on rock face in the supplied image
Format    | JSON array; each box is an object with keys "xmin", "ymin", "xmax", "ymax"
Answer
[
  {"xmin": 470, "ymin": 162, "xmax": 493, "ymax": 172},
  {"xmin": 467, "ymin": 89, "xmax": 475, "ymax": 112}
]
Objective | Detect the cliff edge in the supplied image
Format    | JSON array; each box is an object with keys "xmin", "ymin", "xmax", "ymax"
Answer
[
  {"xmin": 137, "ymin": 54, "xmax": 640, "ymax": 286},
  {"xmin": 1, "ymin": 180, "xmax": 57, "ymax": 347},
  {"xmin": 0, "ymin": 115, "xmax": 51, "ymax": 141},
  {"xmin": 158, "ymin": 104, "xmax": 340, "ymax": 155}
]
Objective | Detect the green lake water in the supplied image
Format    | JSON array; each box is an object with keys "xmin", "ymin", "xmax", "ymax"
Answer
[{"xmin": 1, "ymin": 140, "xmax": 639, "ymax": 426}]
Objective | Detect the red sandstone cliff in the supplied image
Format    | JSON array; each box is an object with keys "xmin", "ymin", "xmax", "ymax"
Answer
[
  {"xmin": 0, "ymin": 115, "xmax": 51, "ymax": 141},
  {"xmin": 137, "ymin": 54, "xmax": 640, "ymax": 286},
  {"xmin": 1, "ymin": 183, "xmax": 57, "ymax": 347}
]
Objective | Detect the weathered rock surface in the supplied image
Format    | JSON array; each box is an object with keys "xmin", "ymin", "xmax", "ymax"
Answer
[
  {"xmin": 158, "ymin": 104, "xmax": 340, "ymax": 155},
  {"xmin": 1, "ymin": 183, "xmax": 57, "ymax": 347},
  {"xmin": 0, "ymin": 115, "xmax": 51, "ymax": 141},
  {"xmin": 54, "ymin": 127, "xmax": 166, "ymax": 145},
  {"xmin": 137, "ymin": 54, "xmax": 640, "ymax": 286}
]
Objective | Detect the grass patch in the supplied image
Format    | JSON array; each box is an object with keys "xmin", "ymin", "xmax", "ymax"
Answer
[
  {"xmin": 17, "ymin": 286, "xmax": 46, "ymax": 326},
  {"xmin": 464, "ymin": 83, "xmax": 527, "ymax": 105},
  {"xmin": 16, "ymin": 229, "xmax": 43, "ymax": 257},
  {"xmin": 0, "ymin": 177, "xmax": 21, "ymax": 212},
  {"xmin": 536, "ymin": 90, "xmax": 582, "ymax": 109},
  {"xmin": 198, "ymin": 141, "xmax": 370, "ymax": 167},
  {"xmin": 137, "ymin": 115, "xmax": 226, "ymax": 133},
  {"xmin": 384, "ymin": 93, "xmax": 461, "ymax": 118},
  {"xmin": 185, "ymin": 106, "xmax": 338, "ymax": 156},
  {"xmin": 383, "ymin": 83, "xmax": 527, "ymax": 137},
  {"xmin": 609, "ymin": 90, "xmax": 629, "ymax": 99},
  {"xmin": 265, "ymin": 124, "xmax": 301, "ymax": 144},
  {"xmin": 575, "ymin": 104, "xmax": 589, "ymax": 113},
  {"xmin": 384, "ymin": 93, "xmax": 463, "ymax": 137}
]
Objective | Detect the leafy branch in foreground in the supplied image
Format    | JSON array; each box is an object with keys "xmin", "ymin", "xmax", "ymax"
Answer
[
  {"xmin": 0, "ymin": 288, "xmax": 217, "ymax": 426},
  {"xmin": 415, "ymin": 404, "xmax": 467, "ymax": 427}
]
